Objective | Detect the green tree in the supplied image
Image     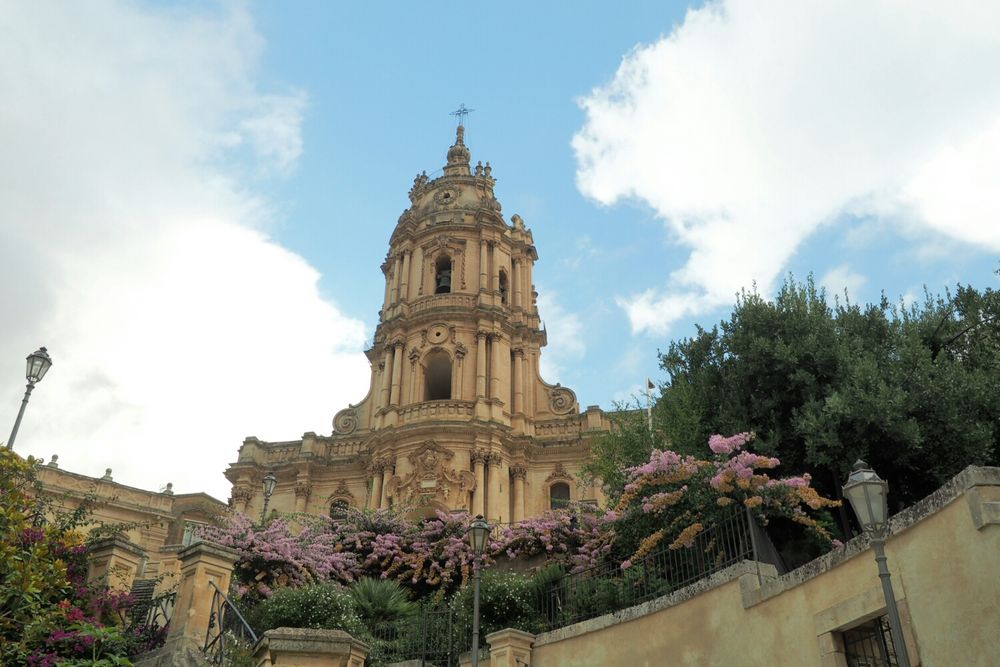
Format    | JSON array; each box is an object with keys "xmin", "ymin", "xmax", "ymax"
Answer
[
  {"xmin": 582, "ymin": 404, "xmax": 659, "ymax": 502},
  {"xmin": 657, "ymin": 273, "xmax": 1000, "ymax": 528}
]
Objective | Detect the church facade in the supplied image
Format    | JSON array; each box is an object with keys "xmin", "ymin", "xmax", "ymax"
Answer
[{"xmin": 225, "ymin": 127, "xmax": 609, "ymax": 525}]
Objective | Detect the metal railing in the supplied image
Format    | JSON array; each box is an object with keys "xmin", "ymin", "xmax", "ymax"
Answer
[
  {"xmin": 204, "ymin": 581, "xmax": 259, "ymax": 665},
  {"xmin": 368, "ymin": 605, "xmax": 485, "ymax": 667},
  {"xmin": 534, "ymin": 509, "xmax": 758, "ymax": 632},
  {"xmin": 129, "ymin": 589, "xmax": 176, "ymax": 630}
]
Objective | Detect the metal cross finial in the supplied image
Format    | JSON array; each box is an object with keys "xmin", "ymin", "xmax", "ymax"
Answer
[{"xmin": 450, "ymin": 103, "xmax": 475, "ymax": 127}]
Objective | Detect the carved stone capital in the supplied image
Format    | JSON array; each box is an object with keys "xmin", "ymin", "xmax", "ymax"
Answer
[
  {"xmin": 294, "ymin": 482, "xmax": 311, "ymax": 499},
  {"xmin": 510, "ymin": 465, "xmax": 527, "ymax": 480},
  {"xmin": 408, "ymin": 347, "xmax": 422, "ymax": 364},
  {"xmin": 471, "ymin": 449, "xmax": 488, "ymax": 465},
  {"xmin": 486, "ymin": 452, "xmax": 503, "ymax": 468},
  {"xmin": 232, "ymin": 486, "xmax": 253, "ymax": 503}
]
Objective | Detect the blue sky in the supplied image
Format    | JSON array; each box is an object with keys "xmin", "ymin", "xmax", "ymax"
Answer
[{"xmin": 1, "ymin": 1, "xmax": 998, "ymax": 499}]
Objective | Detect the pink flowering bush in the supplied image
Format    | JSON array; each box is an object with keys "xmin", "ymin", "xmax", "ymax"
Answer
[
  {"xmin": 496, "ymin": 506, "xmax": 613, "ymax": 574},
  {"xmin": 609, "ymin": 432, "xmax": 839, "ymax": 565},
  {"xmin": 201, "ymin": 504, "xmax": 614, "ymax": 605}
]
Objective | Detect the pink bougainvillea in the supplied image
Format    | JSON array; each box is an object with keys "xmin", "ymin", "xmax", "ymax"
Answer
[{"xmin": 610, "ymin": 432, "xmax": 839, "ymax": 565}]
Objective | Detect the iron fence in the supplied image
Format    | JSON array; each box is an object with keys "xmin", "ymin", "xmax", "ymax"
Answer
[
  {"xmin": 368, "ymin": 605, "xmax": 486, "ymax": 667},
  {"xmin": 534, "ymin": 509, "xmax": 759, "ymax": 631},
  {"xmin": 204, "ymin": 581, "xmax": 259, "ymax": 665}
]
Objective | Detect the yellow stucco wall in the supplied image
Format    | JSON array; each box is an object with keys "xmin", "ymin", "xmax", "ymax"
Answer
[{"xmin": 531, "ymin": 467, "xmax": 1000, "ymax": 667}]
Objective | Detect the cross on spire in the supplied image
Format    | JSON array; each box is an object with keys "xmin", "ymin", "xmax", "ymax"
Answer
[{"xmin": 450, "ymin": 103, "xmax": 475, "ymax": 127}]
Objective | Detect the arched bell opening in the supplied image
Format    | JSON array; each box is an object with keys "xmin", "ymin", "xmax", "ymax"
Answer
[
  {"xmin": 435, "ymin": 256, "xmax": 453, "ymax": 294},
  {"xmin": 424, "ymin": 350, "xmax": 453, "ymax": 401}
]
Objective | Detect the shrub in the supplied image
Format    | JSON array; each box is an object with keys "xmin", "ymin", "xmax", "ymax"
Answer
[
  {"xmin": 0, "ymin": 450, "xmax": 153, "ymax": 666},
  {"xmin": 251, "ymin": 583, "xmax": 364, "ymax": 636},
  {"xmin": 348, "ymin": 578, "xmax": 417, "ymax": 628},
  {"xmin": 451, "ymin": 571, "xmax": 542, "ymax": 636}
]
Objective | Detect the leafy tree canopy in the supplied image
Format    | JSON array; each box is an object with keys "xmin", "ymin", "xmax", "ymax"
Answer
[{"xmin": 655, "ymin": 272, "xmax": 1000, "ymax": 521}]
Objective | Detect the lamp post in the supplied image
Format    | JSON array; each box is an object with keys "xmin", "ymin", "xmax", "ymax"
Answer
[
  {"xmin": 842, "ymin": 460, "xmax": 912, "ymax": 667},
  {"xmin": 7, "ymin": 347, "xmax": 52, "ymax": 451},
  {"xmin": 467, "ymin": 514, "xmax": 491, "ymax": 667},
  {"xmin": 260, "ymin": 472, "xmax": 277, "ymax": 524}
]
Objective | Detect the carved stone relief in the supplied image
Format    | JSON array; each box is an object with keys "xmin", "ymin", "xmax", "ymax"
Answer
[{"xmin": 383, "ymin": 440, "xmax": 476, "ymax": 510}]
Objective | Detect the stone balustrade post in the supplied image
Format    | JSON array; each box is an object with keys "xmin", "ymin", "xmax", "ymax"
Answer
[
  {"xmin": 87, "ymin": 535, "xmax": 147, "ymax": 592},
  {"xmin": 165, "ymin": 542, "xmax": 240, "ymax": 649},
  {"xmin": 486, "ymin": 628, "xmax": 534, "ymax": 667}
]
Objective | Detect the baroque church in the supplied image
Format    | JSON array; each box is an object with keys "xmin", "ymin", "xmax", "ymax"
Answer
[{"xmin": 224, "ymin": 126, "xmax": 610, "ymax": 525}]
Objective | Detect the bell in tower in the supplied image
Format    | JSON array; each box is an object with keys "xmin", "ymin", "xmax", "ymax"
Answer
[{"xmin": 435, "ymin": 260, "xmax": 452, "ymax": 294}]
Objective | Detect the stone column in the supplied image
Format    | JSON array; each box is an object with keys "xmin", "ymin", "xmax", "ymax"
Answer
[
  {"xmin": 512, "ymin": 258, "xmax": 522, "ymax": 309},
  {"xmin": 400, "ymin": 250, "xmax": 411, "ymax": 302},
  {"xmin": 479, "ymin": 238, "xmax": 488, "ymax": 292},
  {"xmin": 511, "ymin": 466, "xmax": 526, "ymax": 523},
  {"xmin": 490, "ymin": 242, "xmax": 499, "ymax": 291},
  {"xmin": 394, "ymin": 254, "xmax": 405, "ymax": 303},
  {"xmin": 455, "ymin": 344, "xmax": 467, "ymax": 398},
  {"xmin": 294, "ymin": 482, "xmax": 310, "ymax": 513},
  {"xmin": 254, "ymin": 628, "xmax": 369, "ymax": 667},
  {"xmin": 232, "ymin": 485, "xmax": 252, "ymax": 514},
  {"xmin": 165, "ymin": 542, "xmax": 240, "ymax": 649},
  {"xmin": 370, "ymin": 465, "xmax": 384, "ymax": 511},
  {"xmin": 476, "ymin": 331, "xmax": 488, "ymax": 398},
  {"xmin": 414, "ymin": 250, "xmax": 424, "ymax": 296},
  {"xmin": 486, "ymin": 629, "xmax": 534, "ymax": 667},
  {"xmin": 390, "ymin": 343, "xmax": 403, "ymax": 406},
  {"xmin": 472, "ymin": 450, "xmax": 486, "ymax": 517},
  {"xmin": 380, "ymin": 347, "xmax": 393, "ymax": 409},
  {"xmin": 487, "ymin": 454, "xmax": 504, "ymax": 524},
  {"xmin": 382, "ymin": 265, "xmax": 392, "ymax": 311},
  {"xmin": 379, "ymin": 462, "xmax": 392, "ymax": 510},
  {"xmin": 512, "ymin": 349, "xmax": 524, "ymax": 414},
  {"xmin": 489, "ymin": 334, "xmax": 501, "ymax": 401}
]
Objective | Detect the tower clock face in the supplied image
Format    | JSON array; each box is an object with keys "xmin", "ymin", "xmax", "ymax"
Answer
[{"xmin": 434, "ymin": 188, "xmax": 457, "ymax": 206}]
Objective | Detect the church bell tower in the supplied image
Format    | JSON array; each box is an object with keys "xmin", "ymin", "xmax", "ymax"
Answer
[{"xmin": 226, "ymin": 126, "xmax": 609, "ymax": 524}]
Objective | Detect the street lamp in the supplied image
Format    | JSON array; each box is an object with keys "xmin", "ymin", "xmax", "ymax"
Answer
[
  {"xmin": 467, "ymin": 514, "xmax": 491, "ymax": 667},
  {"xmin": 7, "ymin": 347, "xmax": 53, "ymax": 450},
  {"xmin": 843, "ymin": 460, "xmax": 912, "ymax": 667},
  {"xmin": 260, "ymin": 472, "xmax": 277, "ymax": 524}
]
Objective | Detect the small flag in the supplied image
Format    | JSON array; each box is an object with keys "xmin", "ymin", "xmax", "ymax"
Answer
[{"xmin": 646, "ymin": 378, "xmax": 655, "ymax": 390}]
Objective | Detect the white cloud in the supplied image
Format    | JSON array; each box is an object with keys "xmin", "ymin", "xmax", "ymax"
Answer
[
  {"xmin": 0, "ymin": 2, "xmax": 369, "ymax": 499},
  {"xmin": 819, "ymin": 265, "xmax": 868, "ymax": 302},
  {"xmin": 536, "ymin": 290, "xmax": 586, "ymax": 382},
  {"xmin": 573, "ymin": 0, "xmax": 1000, "ymax": 335}
]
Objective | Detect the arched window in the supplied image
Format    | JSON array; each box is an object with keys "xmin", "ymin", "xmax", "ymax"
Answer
[
  {"xmin": 550, "ymin": 482, "xmax": 571, "ymax": 510},
  {"xmin": 424, "ymin": 350, "xmax": 452, "ymax": 401},
  {"xmin": 435, "ymin": 256, "xmax": 452, "ymax": 294},
  {"xmin": 498, "ymin": 269, "xmax": 509, "ymax": 305},
  {"xmin": 330, "ymin": 499, "xmax": 350, "ymax": 520}
]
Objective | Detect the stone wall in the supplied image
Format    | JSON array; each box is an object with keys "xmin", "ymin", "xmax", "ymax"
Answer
[{"xmin": 518, "ymin": 465, "xmax": 999, "ymax": 666}]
